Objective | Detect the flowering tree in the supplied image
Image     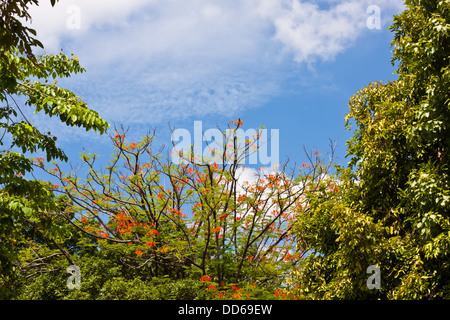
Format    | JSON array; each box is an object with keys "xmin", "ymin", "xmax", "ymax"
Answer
[{"xmin": 35, "ymin": 120, "xmax": 335, "ymax": 298}]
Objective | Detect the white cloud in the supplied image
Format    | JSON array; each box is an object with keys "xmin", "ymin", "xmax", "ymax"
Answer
[
  {"xmin": 254, "ymin": 0, "xmax": 405, "ymax": 63},
  {"xmin": 26, "ymin": 0, "xmax": 281, "ymax": 131},
  {"xmin": 28, "ymin": 0, "xmax": 156, "ymax": 50},
  {"xmin": 24, "ymin": 0, "xmax": 404, "ymax": 141}
]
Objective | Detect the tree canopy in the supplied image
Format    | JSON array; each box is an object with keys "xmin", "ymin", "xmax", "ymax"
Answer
[
  {"xmin": 290, "ymin": 0, "xmax": 450, "ymax": 299},
  {"xmin": 1, "ymin": 0, "xmax": 108, "ymax": 298}
]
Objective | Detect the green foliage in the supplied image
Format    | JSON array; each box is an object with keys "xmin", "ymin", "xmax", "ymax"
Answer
[
  {"xmin": 291, "ymin": 0, "xmax": 450, "ymax": 299},
  {"xmin": 1, "ymin": 0, "xmax": 108, "ymax": 299},
  {"xmin": 16, "ymin": 248, "xmax": 216, "ymax": 300},
  {"xmin": 0, "ymin": 0, "xmax": 60, "ymax": 73},
  {"xmin": 1, "ymin": 0, "xmax": 42, "ymax": 67}
]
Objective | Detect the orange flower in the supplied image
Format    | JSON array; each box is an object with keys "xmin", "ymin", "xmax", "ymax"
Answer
[
  {"xmin": 145, "ymin": 241, "xmax": 156, "ymax": 247},
  {"xmin": 284, "ymin": 253, "xmax": 294, "ymax": 261},
  {"xmin": 200, "ymin": 275, "xmax": 211, "ymax": 282},
  {"xmin": 237, "ymin": 194, "xmax": 247, "ymax": 202},
  {"xmin": 210, "ymin": 227, "xmax": 221, "ymax": 234},
  {"xmin": 231, "ymin": 292, "xmax": 242, "ymax": 299},
  {"xmin": 151, "ymin": 229, "xmax": 161, "ymax": 236},
  {"xmin": 231, "ymin": 119, "xmax": 244, "ymax": 128},
  {"xmin": 135, "ymin": 249, "xmax": 143, "ymax": 256}
]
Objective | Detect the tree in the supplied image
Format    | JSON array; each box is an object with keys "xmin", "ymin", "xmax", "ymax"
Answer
[
  {"xmin": 28, "ymin": 121, "xmax": 334, "ymax": 299},
  {"xmin": 290, "ymin": 0, "xmax": 450, "ymax": 299},
  {"xmin": 1, "ymin": 0, "xmax": 59, "ymax": 73},
  {"xmin": 1, "ymin": 0, "xmax": 109, "ymax": 298}
]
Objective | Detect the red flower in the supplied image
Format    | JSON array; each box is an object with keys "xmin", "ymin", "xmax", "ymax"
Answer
[
  {"xmin": 145, "ymin": 241, "xmax": 156, "ymax": 247},
  {"xmin": 129, "ymin": 142, "xmax": 138, "ymax": 150},
  {"xmin": 135, "ymin": 249, "xmax": 143, "ymax": 256},
  {"xmin": 210, "ymin": 227, "xmax": 221, "ymax": 234},
  {"xmin": 231, "ymin": 119, "xmax": 244, "ymax": 128},
  {"xmin": 200, "ymin": 275, "xmax": 211, "ymax": 282},
  {"xmin": 230, "ymin": 285, "xmax": 241, "ymax": 292}
]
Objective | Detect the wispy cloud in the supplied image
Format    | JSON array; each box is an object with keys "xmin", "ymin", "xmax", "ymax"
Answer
[
  {"xmin": 25, "ymin": 0, "xmax": 404, "ymax": 141},
  {"xmin": 256, "ymin": 0, "xmax": 404, "ymax": 63}
]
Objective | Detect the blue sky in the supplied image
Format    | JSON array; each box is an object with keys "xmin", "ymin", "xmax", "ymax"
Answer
[{"xmin": 25, "ymin": 0, "xmax": 405, "ymax": 174}]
